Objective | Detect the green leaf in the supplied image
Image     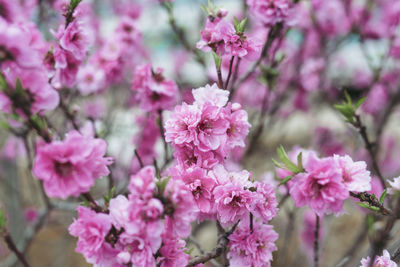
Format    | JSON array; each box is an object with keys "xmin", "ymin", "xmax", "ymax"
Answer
[
  {"xmin": 156, "ymin": 176, "xmax": 171, "ymax": 195},
  {"xmin": 233, "ymin": 17, "xmax": 240, "ymax": 32},
  {"xmin": 271, "ymin": 158, "xmax": 284, "ymax": 169},
  {"xmin": 367, "ymin": 214, "xmax": 375, "ymax": 234},
  {"xmin": 0, "ymin": 73, "xmax": 7, "ymax": 92},
  {"xmin": 212, "ymin": 51, "xmax": 222, "ymax": 68},
  {"xmin": 379, "ymin": 189, "xmax": 387, "ymax": 204},
  {"xmin": 344, "ymin": 90, "xmax": 352, "ymax": 104},
  {"xmin": 238, "ymin": 17, "xmax": 247, "ymax": 32},
  {"xmin": 297, "ymin": 152, "xmax": 304, "ymax": 172},
  {"xmin": 357, "ymin": 202, "xmax": 380, "ymax": 212},
  {"xmin": 30, "ymin": 114, "xmax": 47, "ymax": 130},
  {"xmin": 185, "ymin": 247, "xmax": 194, "ymax": 255},
  {"xmin": 70, "ymin": 0, "xmax": 82, "ymax": 9},
  {"xmin": 0, "ymin": 209, "xmax": 6, "ymax": 230},
  {"xmin": 334, "ymin": 103, "xmax": 355, "ymax": 123},
  {"xmin": 277, "ymin": 145, "xmax": 301, "ymax": 173},
  {"xmin": 103, "ymin": 186, "xmax": 116, "ymax": 204},
  {"xmin": 0, "ymin": 120, "xmax": 10, "ymax": 130},
  {"xmin": 279, "ymin": 175, "xmax": 294, "ymax": 186},
  {"xmin": 80, "ymin": 199, "xmax": 90, "ymax": 207},
  {"xmin": 15, "ymin": 78, "xmax": 24, "ymax": 97},
  {"xmin": 355, "ymin": 97, "xmax": 366, "ymax": 109}
]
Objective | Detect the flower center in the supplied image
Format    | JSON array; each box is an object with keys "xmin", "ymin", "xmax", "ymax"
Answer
[{"xmin": 54, "ymin": 161, "xmax": 74, "ymax": 177}]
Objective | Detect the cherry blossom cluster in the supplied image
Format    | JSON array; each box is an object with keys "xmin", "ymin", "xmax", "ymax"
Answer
[
  {"xmin": 0, "ymin": 3, "xmax": 59, "ymax": 115},
  {"xmin": 197, "ymin": 9, "xmax": 261, "ymax": 60},
  {"xmin": 165, "ymin": 84, "xmax": 250, "ymax": 169}
]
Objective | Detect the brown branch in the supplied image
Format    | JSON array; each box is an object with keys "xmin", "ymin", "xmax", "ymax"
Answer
[
  {"xmin": 353, "ymin": 115, "xmax": 386, "ymax": 188},
  {"xmin": 314, "ymin": 215, "xmax": 320, "ymax": 267},
  {"xmin": 3, "ymin": 231, "xmax": 31, "ymax": 267},
  {"xmin": 161, "ymin": 3, "xmax": 206, "ymax": 67},
  {"xmin": 368, "ymin": 198, "xmax": 400, "ymax": 267},
  {"xmin": 186, "ymin": 221, "xmax": 239, "ymax": 267},
  {"xmin": 230, "ymin": 23, "xmax": 283, "ymax": 94},
  {"xmin": 224, "ymin": 56, "xmax": 235, "ymax": 89},
  {"xmin": 350, "ymin": 192, "xmax": 391, "ymax": 215}
]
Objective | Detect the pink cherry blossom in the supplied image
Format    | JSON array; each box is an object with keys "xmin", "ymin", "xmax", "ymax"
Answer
[
  {"xmin": 33, "ymin": 131, "xmax": 113, "ymax": 199},
  {"xmin": 158, "ymin": 225, "xmax": 189, "ymax": 267},
  {"xmin": 220, "ymin": 22, "xmax": 262, "ymax": 60},
  {"xmin": 69, "ymin": 206, "xmax": 117, "ymax": 266},
  {"xmin": 76, "ymin": 63, "xmax": 106, "ymax": 95},
  {"xmin": 289, "ymin": 152, "xmax": 348, "ymax": 216},
  {"xmin": 359, "ymin": 250, "xmax": 397, "ymax": 267},
  {"xmin": 58, "ymin": 20, "xmax": 90, "ymax": 61},
  {"xmin": 251, "ymin": 181, "xmax": 278, "ymax": 222},
  {"xmin": 196, "ymin": 11, "xmax": 229, "ymax": 54},
  {"xmin": 163, "ymin": 179, "xmax": 198, "ymax": 237},
  {"xmin": 1, "ymin": 62, "xmax": 59, "ymax": 114},
  {"xmin": 246, "ymin": 0, "xmax": 292, "ymax": 26},
  {"xmin": 334, "ymin": 155, "xmax": 371, "ymax": 192},
  {"xmin": 0, "ymin": 19, "xmax": 41, "ymax": 68},
  {"xmin": 192, "ymin": 83, "xmax": 228, "ymax": 107},
  {"xmin": 129, "ymin": 166, "xmax": 157, "ymax": 200},
  {"xmin": 212, "ymin": 167, "xmax": 254, "ymax": 226},
  {"xmin": 228, "ymin": 221, "xmax": 278, "ymax": 267},
  {"xmin": 132, "ymin": 63, "xmax": 178, "ymax": 112},
  {"xmin": 172, "ymin": 166, "xmax": 216, "ymax": 213}
]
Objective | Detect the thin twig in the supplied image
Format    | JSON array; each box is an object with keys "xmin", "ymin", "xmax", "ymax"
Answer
[
  {"xmin": 224, "ymin": 56, "xmax": 235, "ymax": 89},
  {"xmin": 134, "ymin": 149, "xmax": 144, "ymax": 168},
  {"xmin": 3, "ymin": 232, "xmax": 31, "ymax": 267},
  {"xmin": 353, "ymin": 115, "xmax": 386, "ymax": 188},
  {"xmin": 368, "ymin": 199, "xmax": 400, "ymax": 267},
  {"xmin": 314, "ymin": 215, "xmax": 320, "ymax": 267},
  {"xmin": 187, "ymin": 221, "xmax": 240, "ymax": 267},
  {"xmin": 230, "ymin": 23, "xmax": 283, "ymax": 94}
]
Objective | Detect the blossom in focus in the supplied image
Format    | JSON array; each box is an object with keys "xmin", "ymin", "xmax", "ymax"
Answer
[
  {"xmin": 228, "ymin": 221, "xmax": 278, "ymax": 267},
  {"xmin": 289, "ymin": 152, "xmax": 348, "ymax": 216},
  {"xmin": 334, "ymin": 155, "xmax": 371, "ymax": 192},
  {"xmin": 69, "ymin": 206, "xmax": 117, "ymax": 265},
  {"xmin": 33, "ymin": 131, "xmax": 113, "ymax": 199}
]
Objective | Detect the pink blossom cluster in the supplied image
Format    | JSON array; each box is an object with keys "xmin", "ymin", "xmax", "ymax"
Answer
[
  {"xmin": 246, "ymin": 0, "xmax": 292, "ymax": 26},
  {"xmin": 69, "ymin": 166, "xmax": 194, "ymax": 267},
  {"xmin": 278, "ymin": 148, "xmax": 372, "ymax": 216},
  {"xmin": 197, "ymin": 10, "xmax": 261, "ymax": 60},
  {"xmin": 33, "ymin": 131, "xmax": 113, "ymax": 199},
  {"xmin": 0, "ymin": 10, "xmax": 59, "ymax": 115},
  {"xmin": 165, "ymin": 83, "xmax": 250, "ymax": 169}
]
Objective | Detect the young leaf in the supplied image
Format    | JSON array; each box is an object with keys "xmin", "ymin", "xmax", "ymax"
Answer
[
  {"xmin": 212, "ymin": 51, "xmax": 222, "ymax": 68},
  {"xmin": 277, "ymin": 146, "xmax": 301, "ymax": 173},
  {"xmin": 279, "ymin": 175, "xmax": 294, "ymax": 186},
  {"xmin": 271, "ymin": 158, "xmax": 284, "ymax": 169},
  {"xmin": 379, "ymin": 189, "xmax": 387, "ymax": 204},
  {"xmin": 238, "ymin": 17, "xmax": 247, "ymax": 32},
  {"xmin": 234, "ymin": 17, "xmax": 240, "ymax": 32},
  {"xmin": 0, "ymin": 209, "xmax": 6, "ymax": 230},
  {"xmin": 156, "ymin": 176, "xmax": 171, "ymax": 195},
  {"xmin": 103, "ymin": 186, "xmax": 116, "ymax": 204},
  {"xmin": 355, "ymin": 97, "xmax": 366, "ymax": 109},
  {"xmin": 357, "ymin": 202, "xmax": 380, "ymax": 212},
  {"xmin": 297, "ymin": 152, "xmax": 304, "ymax": 172}
]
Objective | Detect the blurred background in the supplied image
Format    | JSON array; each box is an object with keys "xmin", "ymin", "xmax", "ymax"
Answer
[{"xmin": 2, "ymin": 0, "xmax": 400, "ymax": 266}]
